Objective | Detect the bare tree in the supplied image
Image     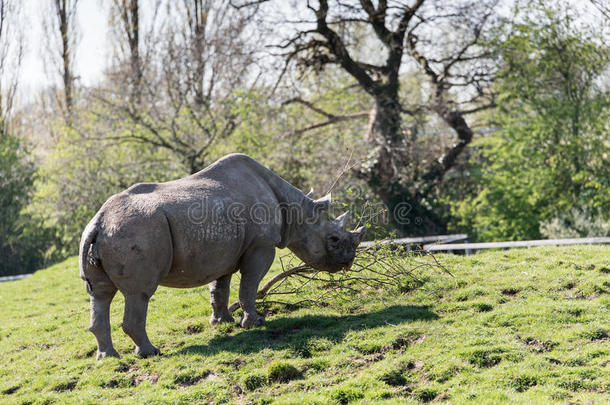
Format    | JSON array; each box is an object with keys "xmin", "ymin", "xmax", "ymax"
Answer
[
  {"xmin": 96, "ymin": 0, "xmax": 263, "ymax": 173},
  {"xmin": 239, "ymin": 0, "xmax": 500, "ymax": 235},
  {"xmin": 0, "ymin": 0, "xmax": 23, "ymax": 133},
  {"xmin": 109, "ymin": 0, "xmax": 144, "ymax": 103},
  {"xmin": 42, "ymin": 0, "xmax": 80, "ymax": 123}
]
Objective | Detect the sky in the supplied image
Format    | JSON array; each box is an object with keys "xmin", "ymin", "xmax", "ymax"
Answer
[
  {"xmin": 19, "ymin": 1, "xmax": 109, "ymax": 99},
  {"xmin": 15, "ymin": 0, "xmax": 607, "ymax": 104}
]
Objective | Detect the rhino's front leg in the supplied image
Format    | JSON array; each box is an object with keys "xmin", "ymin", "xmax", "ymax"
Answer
[
  {"xmin": 209, "ymin": 273, "xmax": 235, "ymax": 325},
  {"xmin": 239, "ymin": 246, "xmax": 275, "ymax": 328}
]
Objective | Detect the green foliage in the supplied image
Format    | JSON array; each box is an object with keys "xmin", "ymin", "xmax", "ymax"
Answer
[
  {"xmin": 540, "ymin": 207, "xmax": 610, "ymax": 238},
  {"xmin": 28, "ymin": 116, "xmax": 185, "ymax": 259},
  {"xmin": 0, "ymin": 133, "xmax": 49, "ymax": 275},
  {"xmin": 449, "ymin": 1, "xmax": 610, "ymax": 241}
]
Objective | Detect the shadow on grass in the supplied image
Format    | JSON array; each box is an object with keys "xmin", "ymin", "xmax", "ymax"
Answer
[{"xmin": 175, "ymin": 304, "xmax": 438, "ymax": 357}]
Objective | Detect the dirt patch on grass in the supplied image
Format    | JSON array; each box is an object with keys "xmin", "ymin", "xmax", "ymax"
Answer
[
  {"xmin": 174, "ymin": 371, "xmax": 208, "ymax": 387},
  {"xmin": 518, "ymin": 336, "xmax": 558, "ymax": 353},
  {"xmin": 219, "ymin": 358, "xmax": 247, "ymax": 370},
  {"xmin": 390, "ymin": 333, "xmax": 426, "ymax": 351},
  {"xmin": 132, "ymin": 373, "xmax": 160, "ymax": 386},
  {"xmin": 114, "ymin": 362, "xmax": 137, "ymax": 373},
  {"xmin": 186, "ymin": 324, "xmax": 204, "ymax": 334}
]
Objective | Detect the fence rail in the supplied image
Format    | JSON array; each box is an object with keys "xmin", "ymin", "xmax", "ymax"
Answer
[
  {"xmin": 0, "ymin": 274, "xmax": 32, "ymax": 283},
  {"xmin": 424, "ymin": 236, "xmax": 610, "ymax": 252},
  {"xmin": 359, "ymin": 234, "xmax": 469, "ymax": 249}
]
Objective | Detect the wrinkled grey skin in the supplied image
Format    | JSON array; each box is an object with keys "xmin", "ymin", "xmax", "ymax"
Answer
[{"xmin": 79, "ymin": 153, "xmax": 366, "ymax": 359}]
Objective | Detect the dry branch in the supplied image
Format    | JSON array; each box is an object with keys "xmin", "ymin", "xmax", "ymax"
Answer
[{"xmin": 228, "ymin": 242, "xmax": 450, "ymax": 314}]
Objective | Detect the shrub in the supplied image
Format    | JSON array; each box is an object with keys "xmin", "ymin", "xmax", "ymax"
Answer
[
  {"xmin": 266, "ymin": 361, "xmax": 300, "ymax": 383},
  {"xmin": 509, "ymin": 375, "xmax": 539, "ymax": 392},
  {"xmin": 329, "ymin": 385, "xmax": 364, "ymax": 404},
  {"xmin": 413, "ymin": 387, "xmax": 438, "ymax": 402},
  {"xmin": 579, "ymin": 328, "xmax": 609, "ymax": 341},
  {"xmin": 243, "ymin": 373, "xmax": 266, "ymax": 391}
]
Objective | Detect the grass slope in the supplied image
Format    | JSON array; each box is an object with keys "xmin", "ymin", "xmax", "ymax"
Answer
[{"xmin": 0, "ymin": 246, "xmax": 609, "ymax": 404}]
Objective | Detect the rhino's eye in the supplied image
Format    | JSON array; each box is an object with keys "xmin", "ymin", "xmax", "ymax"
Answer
[{"xmin": 329, "ymin": 235, "xmax": 340, "ymax": 243}]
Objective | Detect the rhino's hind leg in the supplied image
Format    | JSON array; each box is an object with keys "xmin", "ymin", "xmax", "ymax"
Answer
[
  {"xmin": 122, "ymin": 293, "xmax": 161, "ymax": 357},
  {"xmin": 239, "ymin": 247, "xmax": 275, "ymax": 329},
  {"xmin": 86, "ymin": 271, "xmax": 119, "ymax": 360},
  {"xmin": 209, "ymin": 274, "xmax": 235, "ymax": 325}
]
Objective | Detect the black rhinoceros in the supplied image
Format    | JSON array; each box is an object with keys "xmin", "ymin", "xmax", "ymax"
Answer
[{"xmin": 79, "ymin": 153, "xmax": 366, "ymax": 359}]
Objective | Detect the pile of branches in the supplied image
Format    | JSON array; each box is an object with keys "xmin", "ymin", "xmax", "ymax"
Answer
[{"xmin": 228, "ymin": 244, "xmax": 451, "ymax": 313}]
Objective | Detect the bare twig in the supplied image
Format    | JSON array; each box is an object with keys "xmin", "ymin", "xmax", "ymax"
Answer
[{"xmin": 228, "ymin": 241, "xmax": 449, "ymax": 314}]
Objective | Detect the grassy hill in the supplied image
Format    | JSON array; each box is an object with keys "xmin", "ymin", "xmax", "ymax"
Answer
[{"xmin": 0, "ymin": 246, "xmax": 608, "ymax": 404}]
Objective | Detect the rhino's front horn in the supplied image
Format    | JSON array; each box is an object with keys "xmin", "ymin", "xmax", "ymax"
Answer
[
  {"xmin": 313, "ymin": 193, "xmax": 331, "ymax": 212},
  {"xmin": 351, "ymin": 226, "xmax": 367, "ymax": 242},
  {"xmin": 335, "ymin": 211, "xmax": 350, "ymax": 229}
]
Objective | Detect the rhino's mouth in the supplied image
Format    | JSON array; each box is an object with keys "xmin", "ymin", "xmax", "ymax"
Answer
[{"xmin": 342, "ymin": 259, "xmax": 354, "ymax": 270}]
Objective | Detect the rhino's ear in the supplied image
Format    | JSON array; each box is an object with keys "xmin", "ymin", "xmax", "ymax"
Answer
[
  {"xmin": 335, "ymin": 211, "xmax": 350, "ymax": 230},
  {"xmin": 313, "ymin": 193, "xmax": 331, "ymax": 212},
  {"xmin": 305, "ymin": 188, "xmax": 314, "ymax": 198}
]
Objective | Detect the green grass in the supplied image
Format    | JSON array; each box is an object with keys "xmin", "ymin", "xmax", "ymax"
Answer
[{"xmin": 0, "ymin": 246, "xmax": 609, "ymax": 404}]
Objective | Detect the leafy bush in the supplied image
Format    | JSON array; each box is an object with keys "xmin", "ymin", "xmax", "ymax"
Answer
[
  {"xmin": 448, "ymin": 1, "xmax": 610, "ymax": 241},
  {"xmin": 540, "ymin": 207, "xmax": 610, "ymax": 238},
  {"xmin": 0, "ymin": 133, "xmax": 49, "ymax": 275}
]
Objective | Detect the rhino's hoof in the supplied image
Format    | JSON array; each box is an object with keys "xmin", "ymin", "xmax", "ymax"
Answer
[
  {"xmin": 209, "ymin": 314, "xmax": 235, "ymax": 325},
  {"xmin": 135, "ymin": 345, "xmax": 161, "ymax": 358},
  {"xmin": 241, "ymin": 315, "xmax": 265, "ymax": 329},
  {"xmin": 96, "ymin": 348, "xmax": 120, "ymax": 360}
]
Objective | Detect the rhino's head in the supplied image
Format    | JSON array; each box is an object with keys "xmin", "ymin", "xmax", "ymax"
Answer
[{"xmin": 287, "ymin": 192, "xmax": 366, "ymax": 273}]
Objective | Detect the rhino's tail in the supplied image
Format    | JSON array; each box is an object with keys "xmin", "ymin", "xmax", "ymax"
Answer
[{"xmin": 79, "ymin": 215, "xmax": 102, "ymax": 281}]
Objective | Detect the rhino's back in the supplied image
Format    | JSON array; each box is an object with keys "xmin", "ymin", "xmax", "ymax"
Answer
[{"xmin": 96, "ymin": 154, "xmax": 282, "ymax": 288}]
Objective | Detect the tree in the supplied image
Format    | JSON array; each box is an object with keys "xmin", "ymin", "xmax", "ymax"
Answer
[
  {"xmin": 0, "ymin": 134, "xmax": 34, "ymax": 275},
  {"xmin": 43, "ymin": 0, "xmax": 80, "ymax": 122},
  {"xmin": 450, "ymin": 0, "xmax": 610, "ymax": 241},
  {"xmin": 0, "ymin": 0, "xmax": 23, "ymax": 130},
  {"xmin": 96, "ymin": 0, "xmax": 264, "ymax": 174},
  {"xmin": 109, "ymin": 0, "xmax": 143, "ymax": 103},
  {"xmin": 240, "ymin": 0, "xmax": 501, "ymax": 235}
]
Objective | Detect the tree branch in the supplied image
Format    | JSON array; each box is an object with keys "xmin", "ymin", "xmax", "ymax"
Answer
[
  {"xmin": 281, "ymin": 111, "xmax": 370, "ymax": 138},
  {"xmin": 312, "ymin": 0, "xmax": 377, "ymax": 93}
]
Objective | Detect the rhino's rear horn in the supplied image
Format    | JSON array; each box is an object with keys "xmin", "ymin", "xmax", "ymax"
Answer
[
  {"xmin": 313, "ymin": 193, "xmax": 331, "ymax": 212},
  {"xmin": 305, "ymin": 188, "xmax": 314, "ymax": 198}
]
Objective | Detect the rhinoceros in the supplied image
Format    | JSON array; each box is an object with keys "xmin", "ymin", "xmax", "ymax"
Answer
[{"xmin": 79, "ymin": 153, "xmax": 366, "ymax": 359}]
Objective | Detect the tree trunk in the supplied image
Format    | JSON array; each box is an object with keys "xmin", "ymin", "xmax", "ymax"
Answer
[{"xmin": 361, "ymin": 88, "xmax": 447, "ymax": 236}]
